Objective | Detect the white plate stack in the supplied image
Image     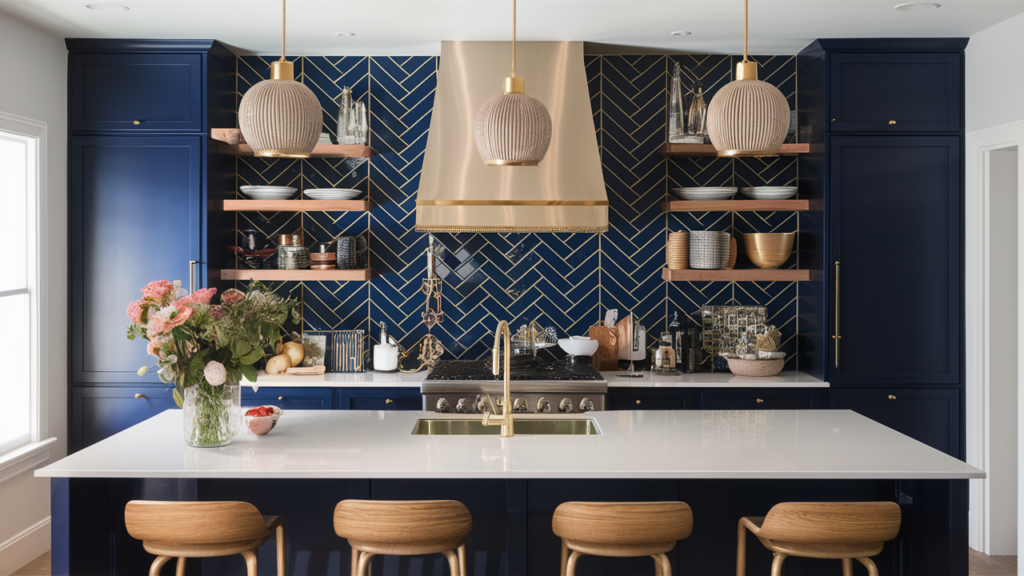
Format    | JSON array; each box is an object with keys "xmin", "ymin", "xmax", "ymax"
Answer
[
  {"xmin": 689, "ymin": 231, "xmax": 732, "ymax": 269},
  {"xmin": 671, "ymin": 187, "xmax": 738, "ymax": 201},
  {"xmin": 240, "ymin": 186, "xmax": 297, "ymax": 200},
  {"xmin": 740, "ymin": 186, "xmax": 798, "ymax": 200},
  {"xmin": 304, "ymin": 188, "xmax": 363, "ymax": 200}
]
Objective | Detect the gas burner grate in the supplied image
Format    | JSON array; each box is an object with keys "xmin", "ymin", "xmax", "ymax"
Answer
[{"xmin": 428, "ymin": 359, "xmax": 603, "ymax": 382}]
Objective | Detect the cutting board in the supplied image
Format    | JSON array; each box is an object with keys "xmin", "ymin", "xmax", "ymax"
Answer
[{"xmin": 588, "ymin": 326, "xmax": 619, "ymax": 371}]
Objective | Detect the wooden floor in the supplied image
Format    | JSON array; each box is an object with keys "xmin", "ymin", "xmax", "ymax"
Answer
[{"xmin": 9, "ymin": 548, "xmax": 1018, "ymax": 575}]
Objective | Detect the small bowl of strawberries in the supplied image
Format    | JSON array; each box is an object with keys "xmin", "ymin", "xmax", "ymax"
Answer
[{"xmin": 244, "ymin": 405, "xmax": 282, "ymax": 436}]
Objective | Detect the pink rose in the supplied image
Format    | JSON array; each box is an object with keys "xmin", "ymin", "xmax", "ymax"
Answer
[
  {"xmin": 141, "ymin": 280, "xmax": 175, "ymax": 302},
  {"xmin": 127, "ymin": 300, "xmax": 146, "ymax": 323},
  {"xmin": 203, "ymin": 360, "xmax": 227, "ymax": 386},
  {"xmin": 174, "ymin": 288, "xmax": 217, "ymax": 309},
  {"xmin": 221, "ymin": 288, "xmax": 245, "ymax": 305},
  {"xmin": 146, "ymin": 316, "xmax": 169, "ymax": 338},
  {"xmin": 164, "ymin": 306, "xmax": 192, "ymax": 330}
]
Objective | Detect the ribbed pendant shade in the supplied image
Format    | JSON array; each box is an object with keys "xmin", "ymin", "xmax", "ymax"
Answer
[
  {"xmin": 475, "ymin": 92, "xmax": 552, "ymax": 166},
  {"xmin": 707, "ymin": 78, "xmax": 790, "ymax": 157},
  {"xmin": 239, "ymin": 77, "xmax": 322, "ymax": 158}
]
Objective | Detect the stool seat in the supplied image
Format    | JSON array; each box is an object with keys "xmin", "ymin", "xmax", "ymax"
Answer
[
  {"xmin": 553, "ymin": 502, "xmax": 693, "ymax": 576},
  {"xmin": 335, "ymin": 500, "xmax": 472, "ymax": 576}
]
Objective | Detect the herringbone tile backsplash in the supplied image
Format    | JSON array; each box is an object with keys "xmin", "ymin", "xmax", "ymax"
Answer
[{"xmin": 234, "ymin": 54, "xmax": 801, "ymax": 366}]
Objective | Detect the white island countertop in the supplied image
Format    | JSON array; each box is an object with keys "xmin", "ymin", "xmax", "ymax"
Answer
[{"xmin": 37, "ymin": 410, "xmax": 983, "ymax": 481}]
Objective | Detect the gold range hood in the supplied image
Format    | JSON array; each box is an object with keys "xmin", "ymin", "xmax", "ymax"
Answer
[{"xmin": 415, "ymin": 41, "xmax": 608, "ymax": 233}]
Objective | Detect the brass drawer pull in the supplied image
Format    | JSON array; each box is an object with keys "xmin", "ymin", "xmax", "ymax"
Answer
[
  {"xmin": 278, "ymin": 396, "xmax": 284, "ymax": 401},
  {"xmin": 636, "ymin": 400, "xmax": 641, "ymax": 405},
  {"xmin": 135, "ymin": 393, "xmax": 148, "ymax": 399},
  {"xmin": 133, "ymin": 120, "xmax": 141, "ymax": 125},
  {"xmin": 888, "ymin": 120, "xmax": 896, "ymax": 125},
  {"xmin": 386, "ymin": 399, "xmax": 394, "ymax": 404},
  {"xmin": 756, "ymin": 398, "xmax": 764, "ymax": 404},
  {"xmin": 888, "ymin": 395, "xmax": 896, "ymax": 400}
]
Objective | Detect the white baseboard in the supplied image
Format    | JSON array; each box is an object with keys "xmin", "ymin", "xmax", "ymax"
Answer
[{"xmin": 0, "ymin": 516, "xmax": 49, "ymax": 576}]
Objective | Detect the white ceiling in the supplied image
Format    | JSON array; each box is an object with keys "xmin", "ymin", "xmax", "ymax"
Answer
[{"xmin": 1, "ymin": 0, "xmax": 1022, "ymax": 56}]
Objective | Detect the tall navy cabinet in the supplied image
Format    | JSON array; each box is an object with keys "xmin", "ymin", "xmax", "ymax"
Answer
[
  {"xmin": 798, "ymin": 39, "xmax": 967, "ymax": 460},
  {"xmin": 67, "ymin": 40, "xmax": 236, "ymax": 451}
]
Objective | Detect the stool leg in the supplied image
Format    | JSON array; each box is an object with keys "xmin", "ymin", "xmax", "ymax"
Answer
[
  {"xmin": 241, "ymin": 549, "xmax": 258, "ymax": 576},
  {"xmin": 149, "ymin": 555, "xmax": 173, "ymax": 576},
  {"xmin": 841, "ymin": 558, "xmax": 853, "ymax": 576},
  {"xmin": 443, "ymin": 550, "xmax": 459, "ymax": 575},
  {"xmin": 657, "ymin": 553, "xmax": 671, "ymax": 576},
  {"xmin": 357, "ymin": 552, "xmax": 377, "ymax": 576},
  {"xmin": 566, "ymin": 550, "xmax": 586, "ymax": 576},
  {"xmin": 560, "ymin": 539, "xmax": 569, "ymax": 576},
  {"xmin": 276, "ymin": 521, "xmax": 286, "ymax": 576},
  {"xmin": 458, "ymin": 543, "xmax": 467, "ymax": 576},
  {"xmin": 652, "ymin": 555, "xmax": 663, "ymax": 576},
  {"xmin": 175, "ymin": 557, "xmax": 186, "ymax": 576},
  {"xmin": 770, "ymin": 553, "xmax": 787, "ymax": 576},
  {"xmin": 736, "ymin": 521, "xmax": 747, "ymax": 576},
  {"xmin": 857, "ymin": 557, "xmax": 879, "ymax": 576},
  {"xmin": 351, "ymin": 549, "xmax": 359, "ymax": 576}
]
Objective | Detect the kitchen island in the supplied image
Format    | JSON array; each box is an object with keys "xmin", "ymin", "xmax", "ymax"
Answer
[{"xmin": 38, "ymin": 409, "xmax": 982, "ymax": 575}]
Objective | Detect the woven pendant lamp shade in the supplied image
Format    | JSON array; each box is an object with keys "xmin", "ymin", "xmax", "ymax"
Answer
[
  {"xmin": 475, "ymin": 91, "xmax": 552, "ymax": 166},
  {"xmin": 239, "ymin": 70, "xmax": 322, "ymax": 158},
  {"xmin": 707, "ymin": 76, "xmax": 790, "ymax": 157}
]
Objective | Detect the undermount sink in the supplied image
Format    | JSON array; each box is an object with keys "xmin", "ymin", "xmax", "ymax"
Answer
[{"xmin": 411, "ymin": 418, "xmax": 602, "ymax": 436}]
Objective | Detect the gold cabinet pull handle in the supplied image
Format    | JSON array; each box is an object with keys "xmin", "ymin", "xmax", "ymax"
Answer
[
  {"xmin": 888, "ymin": 120, "xmax": 896, "ymax": 125},
  {"xmin": 133, "ymin": 120, "xmax": 141, "ymax": 125},
  {"xmin": 756, "ymin": 398, "xmax": 764, "ymax": 403},
  {"xmin": 189, "ymin": 260, "xmax": 198, "ymax": 294},
  {"xmin": 832, "ymin": 261, "xmax": 841, "ymax": 368},
  {"xmin": 635, "ymin": 399, "xmax": 641, "ymax": 405},
  {"xmin": 386, "ymin": 399, "xmax": 394, "ymax": 404},
  {"xmin": 278, "ymin": 396, "xmax": 284, "ymax": 401},
  {"xmin": 135, "ymin": 393, "xmax": 148, "ymax": 399},
  {"xmin": 888, "ymin": 395, "xmax": 896, "ymax": 400}
]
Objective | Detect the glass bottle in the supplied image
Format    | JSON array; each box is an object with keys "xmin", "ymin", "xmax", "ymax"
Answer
[
  {"xmin": 687, "ymin": 81, "xmax": 707, "ymax": 142},
  {"xmin": 337, "ymin": 87, "xmax": 354, "ymax": 144},
  {"xmin": 668, "ymin": 62, "xmax": 686, "ymax": 144}
]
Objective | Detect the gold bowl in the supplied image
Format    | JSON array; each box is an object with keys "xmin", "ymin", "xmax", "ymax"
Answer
[{"xmin": 741, "ymin": 232, "xmax": 796, "ymax": 269}]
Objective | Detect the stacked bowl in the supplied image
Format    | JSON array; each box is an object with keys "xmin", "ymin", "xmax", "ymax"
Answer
[
  {"xmin": 670, "ymin": 187, "xmax": 738, "ymax": 201},
  {"xmin": 689, "ymin": 231, "xmax": 731, "ymax": 269},
  {"xmin": 740, "ymin": 232, "xmax": 797, "ymax": 269},
  {"xmin": 240, "ymin": 186, "xmax": 297, "ymax": 200},
  {"xmin": 740, "ymin": 186, "xmax": 798, "ymax": 200},
  {"xmin": 667, "ymin": 232, "xmax": 689, "ymax": 270}
]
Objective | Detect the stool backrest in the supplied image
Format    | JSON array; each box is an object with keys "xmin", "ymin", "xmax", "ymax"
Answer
[
  {"xmin": 758, "ymin": 502, "xmax": 901, "ymax": 545},
  {"xmin": 334, "ymin": 500, "xmax": 472, "ymax": 544},
  {"xmin": 125, "ymin": 501, "xmax": 270, "ymax": 545},
  {"xmin": 552, "ymin": 502, "xmax": 693, "ymax": 545}
]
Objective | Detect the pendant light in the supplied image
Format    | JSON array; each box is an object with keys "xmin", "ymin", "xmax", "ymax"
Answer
[
  {"xmin": 707, "ymin": 0, "xmax": 790, "ymax": 157},
  {"xmin": 474, "ymin": 0, "xmax": 553, "ymax": 166},
  {"xmin": 238, "ymin": 0, "xmax": 322, "ymax": 159}
]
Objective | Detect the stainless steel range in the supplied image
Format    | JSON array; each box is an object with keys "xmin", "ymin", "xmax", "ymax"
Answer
[{"xmin": 422, "ymin": 357, "xmax": 607, "ymax": 414}]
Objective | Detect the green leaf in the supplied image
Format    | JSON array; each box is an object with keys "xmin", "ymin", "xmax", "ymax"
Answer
[
  {"xmin": 239, "ymin": 347, "xmax": 264, "ymax": 365},
  {"xmin": 173, "ymin": 386, "xmax": 184, "ymax": 408},
  {"xmin": 240, "ymin": 364, "xmax": 258, "ymax": 382},
  {"xmin": 233, "ymin": 340, "xmax": 252, "ymax": 358},
  {"xmin": 189, "ymin": 356, "xmax": 205, "ymax": 380}
]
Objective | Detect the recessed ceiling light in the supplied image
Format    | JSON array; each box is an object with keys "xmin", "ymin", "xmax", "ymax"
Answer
[
  {"xmin": 335, "ymin": 32, "xmax": 356, "ymax": 37},
  {"xmin": 86, "ymin": 3, "xmax": 129, "ymax": 11},
  {"xmin": 895, "ymin": 3, "xmax": 940, "ymax": 11},
  {"xmin": 671, "ymin": 31, "xmax": 692, "ymax": 37}
]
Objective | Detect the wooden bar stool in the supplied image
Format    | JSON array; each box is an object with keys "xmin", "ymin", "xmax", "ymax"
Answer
[
  {"xmin": 124, "ymin": 500, "xmax": 285, "ymax": 576},
  {"xmin": 552, "ymin": 501, "xmax": 693, "ymax": 576},
  {"xmin": 334, "ymin": 499, "xmax": 472, "ymax": 576},
  {"xmin": 737, "ymin": 502, "xmax": 901, "ymax": 576}
]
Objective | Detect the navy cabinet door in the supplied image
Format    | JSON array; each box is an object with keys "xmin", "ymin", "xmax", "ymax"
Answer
[
  {"xmin": 829, "ymin": 136, "xmax": 960, "ymax": 384},
  {"xmin": 700, "ymin": 388, "xmax": 825, "ymax": 410},
  {"xmin": 242, "ymin": 387, "xmax": 332, "ymax": 410},
  {"xmin": 71, "ymin": 53, "xmax": 203, "ymax": 132},
  {"xmin": 829, "ymin": 388, "xmax": 960, "ymax": 458},
  {"xmin": 71, "ymin": 386, "xmax": 177, "ymax": 452},
  {"xmin": 71, "ymin": 136, "xmax": 203, "ymax": 383},
  {"xmin": 336, "ymin": 388, "xmax": 422, "ymax": 410},
  {"xmin": 608, "ymin": 389, "xmax": 693, "ymax": 411},
  {"xmin": 830, "ymin": 53, "xmax": 961, "ymax": 132}
]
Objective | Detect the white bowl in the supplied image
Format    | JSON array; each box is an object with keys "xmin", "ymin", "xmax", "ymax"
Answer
[{"xmin": 558, "ymin": 337, "xmax": 599, "ymax": 356}]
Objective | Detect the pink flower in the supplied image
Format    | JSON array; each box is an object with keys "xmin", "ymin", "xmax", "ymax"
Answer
[
  {"xmin": 203, "ymin": 360, "xmax": 227, "ymax": 386},
  {"xmin": 145, "ymin": 305, "xmax": 191, "ymax": 337},
  {"xmin": 141, "ymin": 280, "xmax": 176, "ymax": 302},
  {"xmin": 221, "ymin": 289, "xmax": 245, "ymax": 305},
  {"xmin": 210, "ymin": 305, "xmax": 227, "ymax": 320},
  {"xmin": 174, "ymin": 288, "xmax": 217, "ymax": 309},
  {"xmin": 164, "ymin": 306, "xmax": 192, "ymax": 330},
  {"xmin": 127, "ymin": 300, "xmax": 146, "ymax": 323},
  {"xmin": 146, "ymin": 316, "xmax": 169, "ymax": 338}
]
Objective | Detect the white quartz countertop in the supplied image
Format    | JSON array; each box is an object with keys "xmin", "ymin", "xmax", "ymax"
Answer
[
  {"xmin": 37, "ymin": 410, "xmax": 983, "ymax": 480},
  {"xmin": 244, "ymin": 371, "xmax": 427, "ymax": 389}
]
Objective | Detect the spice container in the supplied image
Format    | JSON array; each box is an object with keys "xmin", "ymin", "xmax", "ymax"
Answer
[
  {"xmin": 277, "ymin": 234, "xmax": 302, "ymax": 246},
  {"xmin": 278, "ymin": 245, "xmax": 309, "ymax": 270},
  {"xmin": 336, "ymin": 234, "xmax": 357, "ymax": 269},
  {"xmin": 310, "ymin": 242, "xmax": 336, "ymax": 270}
]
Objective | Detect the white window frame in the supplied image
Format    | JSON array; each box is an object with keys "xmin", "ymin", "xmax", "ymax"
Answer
[{"xmin": 0, "ymin": 111, "xmax": 55, "ymax": 484}]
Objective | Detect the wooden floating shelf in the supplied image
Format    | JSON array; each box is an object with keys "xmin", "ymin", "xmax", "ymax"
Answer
[
  {"xmin": 661, "ymin": 199, "xmax": 813, "ymax": 213},
  {"xmin": 219, "ymin": 269, "xmax": 375, "ymax": 282},
  {"xmin": 662, "ymin": 268, "xmax": 811, "ymax": 282},
  {"xmin": 658, "ymin": 143, "xmax": 810, "ymax": 157},
  {"xmin": 211, "ymin": 129, "xmax": 375, "ymax": 158},
  {"xmin": 220, "ymin": 199, "xmax": 372, "ymax": 212}
]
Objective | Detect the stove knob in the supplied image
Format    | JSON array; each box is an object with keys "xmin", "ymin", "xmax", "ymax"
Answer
[
  {"xmin": 537, "ymin": 396, "xmax": 551, "ymax": 413},
  {"xmin": 435, "ymin": 398, "xmax": 451, "ymax": 413},
  {"xmin": 455, "ymin": 397, "xmax": 471, "ymax": 413},
  {"xmin": 513, "ymin": 397, "xmax": 529, "ymax": 413},
  {"xmin": 559, "ymin": 398, "xmax": 574, "ymax": 413},
  {"xmin": 580, "ymin": 397, "xmax": 595, "ymax": 412}
]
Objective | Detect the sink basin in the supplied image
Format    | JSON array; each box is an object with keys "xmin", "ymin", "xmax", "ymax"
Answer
[{"xmin": 411, "ymin": 418, "xmax": 602, "ymax": 436}]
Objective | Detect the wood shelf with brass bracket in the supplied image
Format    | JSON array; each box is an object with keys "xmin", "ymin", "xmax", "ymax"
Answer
[
  {"xmin": 661, "ymin": 199, "xmax": 820, "ymax": 213},
  {"xmin": 218, "ymin": 199, "xmax": 373, "ymax": 212},
  {"xmin": 658, "ymin": 143, "xmax": 810, "ymax": 157},
  {"xmin": 211, "ymin": 128, "xmax": 376, "ymax": 158},
  {"xmin": 661, "ymin": 268, "xmax": 812, "ymax": 282},
  {"xmin": 218, "ymin": 269, "xmax": 375, "ymax": 282}
]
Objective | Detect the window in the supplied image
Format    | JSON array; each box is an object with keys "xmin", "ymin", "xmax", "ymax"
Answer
[{"xmin": 0, "ymin": 116, "xmax": 40, "ymax": 457}]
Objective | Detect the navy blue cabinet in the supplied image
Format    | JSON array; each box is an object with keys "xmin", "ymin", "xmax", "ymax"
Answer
[
  {"xmin": 71, "ymin": 386, "xmax": 177, "ymax": 451},
  {"xmin": 830, "ymin": 53, "xmax": 961, "ymax": 132},
  {"xmin": 829, "ymin": 388, "xmax": 960, "ymax": 458},
  {"xmin": 243, "ymin": 387, "xmax": 333, "ymax": 411},
  {"xmin": 70, "ymin": 136, "xmax": 203, "ymax": 384},
  {"xmin": 71, "ymin": 53, "xmax": 203, "ymax": 132},
  {"xmin": 829, "ymin": 136, "xmax": 960, "ymax": 385},
  {"xmin": 700, "ymin": 388, "xmax": 825, "ymax": 410},
  {"xmin": 608, "ymin": 389, "xmax": 693, "ymax": 411},
  {"xmin": 335, "ymin": 387, "xmax": 422, "ymax": 410}
]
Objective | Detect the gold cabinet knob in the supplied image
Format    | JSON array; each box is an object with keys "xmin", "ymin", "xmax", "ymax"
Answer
[
  {"xmin": 756, "ymin": 398, "xmax": 764, "ymax": 403},
  {"xmin": 386, "ymin": 399, "xmax": 394, "ymax": 404},
  {"xmin": 133, "ymin": 120, "xmax": 141, "ymax": 125},
  {"xmin": 635, "ymin": 400, "xmax": 641, "ymax": 405},
  {"xmin": 888, "ymin": 120, "xmax": 896, "ymax": 125},
  {"xmin": 135, "ymin": 393, "xmax": 148, "ymax": 399},
  {"xmin": 831, "ymin": 118, "xmax": 836, "ymax": 122},
  {"xmin": 888, "ymin": 395, "xmax": 896, "ymax": 400},
  {"xmin": 278, "ymin": 396, "xmax": 284, "ymax": 401}
]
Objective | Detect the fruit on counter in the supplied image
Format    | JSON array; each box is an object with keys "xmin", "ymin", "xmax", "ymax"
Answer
[
  {"xmin": 281, "ymin": 341, "xmax": 304, "ymax": 366},
  {"xmin": 245, "ymin": 405, "xmax": 282, "ymax": 435},
  {"xmin": 245, "ymin": 406, "xmax": 274, "ymax": 417},
  {"xmin": 266, "ymin": 353, "xmax": 291, "ymax": 374}
]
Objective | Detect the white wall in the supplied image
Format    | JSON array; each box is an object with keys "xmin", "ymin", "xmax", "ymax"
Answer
[
  {"xmin": 0, "ymin": 9, "xmax": 66, "ymax": 575},
  {"xmin": 968, "ymin": 11, "xmax": 1024, "ymax": 133}
]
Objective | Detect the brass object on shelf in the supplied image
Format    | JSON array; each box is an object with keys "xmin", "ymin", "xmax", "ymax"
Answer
[{"xmin": 740, "ymin": 232, "xmax": 796, "ymax": 269}]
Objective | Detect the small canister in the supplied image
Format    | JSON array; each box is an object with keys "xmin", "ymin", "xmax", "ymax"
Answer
[
  {"xmin": 278, "ymin": 234, "xmax": 303, "ymax": 246},
  {"xmin": 336, "ymin": 235, "xmax": 358, "ymax": 269},
  {"xmin": 278, "ymin": 244, "xmax": 309, "ymax": 270},
  {"xmin": 310, "ymin": 242, "xmax": 336, "ymax": 270}
]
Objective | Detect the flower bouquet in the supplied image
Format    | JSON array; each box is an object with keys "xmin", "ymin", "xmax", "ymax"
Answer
[{"xmin": 126, "ymin": 280, "xmax": 300, "ymax": 447}]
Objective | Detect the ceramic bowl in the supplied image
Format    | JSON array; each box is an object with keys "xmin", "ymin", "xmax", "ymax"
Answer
[
  {"xmin": 243, "ymin": 406, "xmax": 283, "ymax": 436},
  {"xmin": 558, "ymin": 337, "xmax": 600, "ymax": 356},
  {"xmin": 726, "ymin": 357, "xmax": 785, "ymax": 377},
  {"xmin": 741, "ymin": 232, "xmax": 796, "ymax": 269}
]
